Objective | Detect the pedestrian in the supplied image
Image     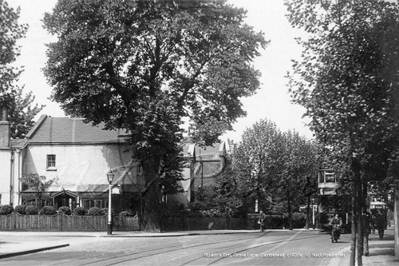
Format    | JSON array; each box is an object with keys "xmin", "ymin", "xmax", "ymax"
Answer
[
  {"xmin": 371, "ymin": 213, "xmax": 376, "ymax": 234},
  {"xmin": 258, "ymin": 210, "xmax": 266, "ymax": 232},
  {"xmin": 376, "ymin": 210, "xmax": 386, "ymax": 240},
  {"xmin": 363, "ymin": 211, "xmax": 372, "ymax": 256}
]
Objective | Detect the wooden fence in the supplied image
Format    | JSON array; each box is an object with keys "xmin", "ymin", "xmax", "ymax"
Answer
[
  {"xmin": 162, "ymin": 217, "xmax": 248, "ymax": 231},
  {"xmin": 0, "ymin": 213, "xmax": 305, "ymax": 232},
  {"xmin": 162, "ymin": 214, "xmax": 290, "ymax": 232},
  {"xmin": 0, "ymin": 213, "xmax": 139, "ymax": 231}
]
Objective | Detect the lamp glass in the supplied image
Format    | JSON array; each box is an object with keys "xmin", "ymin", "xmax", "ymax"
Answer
[{"xmin": 107, "ymin": 171, "xmax": 114, "ymax": 184}]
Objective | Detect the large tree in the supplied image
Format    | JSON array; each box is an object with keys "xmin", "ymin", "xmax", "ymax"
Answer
[
  {"xmin": 233, "ymin": 119, "xmax": 285, "ymax": 213},
  {"xmin": 227, "ymin": 119, "xmax": 319, "ymax": 226},
  {"xmin": 286, "ymin": 0, "xmax": 399, "ymax": 264},
  {"xmin": 275, "ymin": 130, "xmax": 319, "ymax": 230},
  {"xmin": 0, "ymin": 0, "xmax": 43, "ymax": 138},
  {"xmin": 43, "ymin": 0, "xmax": 266, "ymax": 230}
]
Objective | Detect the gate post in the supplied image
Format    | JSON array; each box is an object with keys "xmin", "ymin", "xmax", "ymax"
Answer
[{"xmin": 58, "ymin": 212, "xmax": 62, "ymax": 231}]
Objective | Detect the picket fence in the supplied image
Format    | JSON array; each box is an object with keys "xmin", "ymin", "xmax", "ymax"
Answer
[{"xmin": 0, "ymin": 212, "xmax": 139, "ymax": 231}]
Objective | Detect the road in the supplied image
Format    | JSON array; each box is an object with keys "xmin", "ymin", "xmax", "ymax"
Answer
[{"xmin": 0, "ymin": 230, "xmax": 351, "ymax": 266}]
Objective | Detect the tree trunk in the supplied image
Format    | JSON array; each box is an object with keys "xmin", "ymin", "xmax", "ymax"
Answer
[
  {"xmin": 356, "ymin": 178, "xmax": 363, "ymax": 266},
  {"xmin": 140, "ymin": 156, "xmax": 162, "ymax": 232},
  {"xmin": 288, "ymin": 198, "xmax": 293, "ymax": 230},
  {"xmin": 350, "ymin": 184, "xmax": 357, "ymax": 266},
  {"xmin": 349, "ymin": 158, "xmax": 362, "ymax": 266},
  {"xmin": 306, "ymin": 195, "xmax": 311, "ymax": 230},
  {"xmin": 141, "ymin": 182, "xmax": 161, "ymax": 232}
]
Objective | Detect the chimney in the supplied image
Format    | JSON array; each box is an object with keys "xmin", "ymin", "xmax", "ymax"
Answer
[{"xmin": 0, "ymin": 108, "xmax": 10, "ymax": 148}]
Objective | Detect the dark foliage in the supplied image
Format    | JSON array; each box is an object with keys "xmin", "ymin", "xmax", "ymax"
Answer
[
  {"xmin": 14, "ymin": 205, "xmax": 26, "ymax": 215},
  {"xmin": 25, "ymin": 206, "xmax": 38, "ymax": 215},
  {"xmin": 39, "ymin": 206, "xmax": 57, "ymax": 215},
  {"xmin": 0, "ymin": 205, "xmax": 14, "ymax": 215},
  {"xmin": 58, "ymin": 206, "xmax": 71, "ymax": 215},
  {"xmin": 73, "ymin": 207, "xmax": 87, "ymax": 216},
  {"xmin": 88, "ymin": 207, "xmax": 104, "ymax": 216}
]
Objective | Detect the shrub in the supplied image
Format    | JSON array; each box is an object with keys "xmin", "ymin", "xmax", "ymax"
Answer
[
  {"xmin": 25, "ymin": 206, "xmax": 39, "ymax": 215},
  {"xmin": 40, "ymin": 206, "xmax": 57, "ymax": 215},
  {"xmin": 58, "ymin": 206, "xmax": 71, "ymax": 215},
  {"xmin": 101, "ymin": 208, "xmax": 108, "ymax": 214},
  {"xmin": 14, "ymin": 205, "xmax": 26, "ymax": 215},
  {"xmin": 88, "ymin": 207, "xmax": 104, "ymax": 216},
  {"xmin": 160, "ymin": 201, "xmax": 188, "ymax": 218},
  {"xmin": 119, "ymin": 210, "xmax": 134, "ymax": 216},
  {"xmin": 200, "ymin": 208, "xmax": 223, "ymax": 218},
  {"xmin": 0, "ymin": 205, "xmax": 14, "ymax": 215},
  {"xmin": 73, "ymin": 206, "xmax": 87, "ymax": 216}
]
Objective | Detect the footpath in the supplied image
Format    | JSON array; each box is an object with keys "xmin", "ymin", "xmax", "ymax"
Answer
[
  {"xmin": 0, "ymin": 229, "xmax": 259, "ymax": 259},
  {"xmin": 0, "ymin": 227, "xmax": 397, "ymax": 265},
  {"xmin": 334, "ymin": 227, "xmax": 398, "ymax": 266}
]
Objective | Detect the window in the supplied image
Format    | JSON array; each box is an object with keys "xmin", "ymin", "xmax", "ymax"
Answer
[
  {"xmin": 47, "ymin": 154, "xmax": 56, "ymax": 169},
  {"xmin": 83, "ymin": 199, "xmax": 108, "ymax": 209},
  {"xmin": 325, "ymin": 173, "xmax": 335, "ymax": 183},
  {"xmin": 137, "ymin": 164, "xmax": 143, "ymax": 175}
]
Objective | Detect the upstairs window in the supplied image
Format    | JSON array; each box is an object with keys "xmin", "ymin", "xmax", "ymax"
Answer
[{"xmin": 47, "ymin": 154, "xmax": 56, "ymax": 170}]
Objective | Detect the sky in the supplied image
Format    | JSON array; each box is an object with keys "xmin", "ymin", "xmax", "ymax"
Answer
[{"xmin": 8, "ymin": 0, "xmax": 314, "ymax": 142}]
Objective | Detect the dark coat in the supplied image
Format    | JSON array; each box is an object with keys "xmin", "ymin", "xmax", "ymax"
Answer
[{"xmin": 375, "ymin": 213, "xmax": 386, "ymax": 229}]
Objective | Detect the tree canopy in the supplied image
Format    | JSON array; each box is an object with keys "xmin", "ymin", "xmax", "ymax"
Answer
[
  {"xmin": 222, "ymin": 119, "xmax": 319, "ymax": 228},
  {"xmin": 43, "ymin": 0, "xmax": 267, "ymax": 230},
  {"xmin": 0, "ymin": 0, "xmax": 43, "ymax": 138},
  {"xmin": 286, "ymin": 0, "xmax": 399, "ymax": 264}
]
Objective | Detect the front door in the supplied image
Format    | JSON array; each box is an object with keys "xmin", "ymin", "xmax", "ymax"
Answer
[{"xmin": 54, "ymin": 194, "xmax": 77, "ymax": 211}]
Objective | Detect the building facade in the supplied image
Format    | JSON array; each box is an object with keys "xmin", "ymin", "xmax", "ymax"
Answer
[
  {"xmin": 0, "ymin": 114, "xmax": 144, "ymax": 213},
  {"xmin": 0, "ymin": 113, "xmax": 227, "ymax": 213}
]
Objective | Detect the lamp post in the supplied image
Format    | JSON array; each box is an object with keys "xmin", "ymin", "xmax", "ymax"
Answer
[
  {"xmin": 311, "ymin": 197, "xmax": 315, "ymax": 228},
  {"xmin": 107, "ymin": 170, "xmax": 114, "ymax": 235}
]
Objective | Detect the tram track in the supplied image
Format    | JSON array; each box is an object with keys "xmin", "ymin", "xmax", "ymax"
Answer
[{"xmin": 74, "ymin": 231, "xmax": 327, "ymax": 265}]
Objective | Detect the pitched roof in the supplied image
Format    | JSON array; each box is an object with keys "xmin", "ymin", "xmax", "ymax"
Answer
[{"xmin": 26, "ymin": 115, "xmax": 125, "ymax": 144}]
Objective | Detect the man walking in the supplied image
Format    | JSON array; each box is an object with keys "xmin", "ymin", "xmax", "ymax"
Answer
[
  {"xmin": 376, "ymin": 210, "xmax": 386, "ymax": 240},
  {"xmin": 363, "ymin": 211, "xmax": 372, "ymax": 256},
  {"xmin": 258, "ymin": 210, "xmax": 266, "ymax": 232}
]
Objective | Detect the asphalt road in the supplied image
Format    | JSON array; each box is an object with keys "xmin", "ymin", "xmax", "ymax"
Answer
[{"xmin": 0, "ymin": 230, "xmax": 351, "ymax": 266}]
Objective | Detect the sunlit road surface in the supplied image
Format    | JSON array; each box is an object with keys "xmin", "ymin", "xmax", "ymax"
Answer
[{"xmin": 0, "ymin": 230, "xmax": 350, "ymax": 266}]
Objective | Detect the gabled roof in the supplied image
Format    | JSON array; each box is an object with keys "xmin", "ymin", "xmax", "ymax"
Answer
[
  {"xmin": 26, "ymin": 115, "xmax": 126, "ymax": 144},
  {"xmin": 183, "ymin": 142, "xmax": 226, "ymax": 159}
]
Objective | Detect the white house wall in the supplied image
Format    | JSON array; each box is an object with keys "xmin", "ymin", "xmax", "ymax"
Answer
[
  {"xmin": 22, "ymin": 143, "xmax": 137, "ymax": 194},
  {"xmin": 0, "ymin": 149, "xmax": 11, "ymax": 205},
  {"xmin": 168, "ymin": 167, "xmax": 191, "ymax": 205}
]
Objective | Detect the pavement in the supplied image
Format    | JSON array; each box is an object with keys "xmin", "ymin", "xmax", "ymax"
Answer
[
  {"xmin": 334, "ymin": 226, "xmax": 398, "ymax": 266},
  {"xmin": 0, "ymin": 227, "xmax": 397, "ymax": 265}
]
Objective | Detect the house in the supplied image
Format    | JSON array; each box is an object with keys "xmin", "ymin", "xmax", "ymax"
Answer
[
  {"xmin": 169, "ymin": 140, "xmax": 227, "ymax": 205},
  {"xmin": 0, "ymin": 112, "xmax": 227, "ymax": 213},
  {"xmin": 0, "ymin": 113, "xmax": 143, "ymax": 213}
]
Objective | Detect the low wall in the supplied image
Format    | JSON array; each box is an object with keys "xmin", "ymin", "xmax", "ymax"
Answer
[{"xmin": 0, "ymin": 213, "xmax": 139, "ymax": 231}]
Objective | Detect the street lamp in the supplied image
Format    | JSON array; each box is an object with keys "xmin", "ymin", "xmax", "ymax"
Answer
[{"xmin": 107, "ymin": 169, "xmax": 114, "ymax": 235}]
